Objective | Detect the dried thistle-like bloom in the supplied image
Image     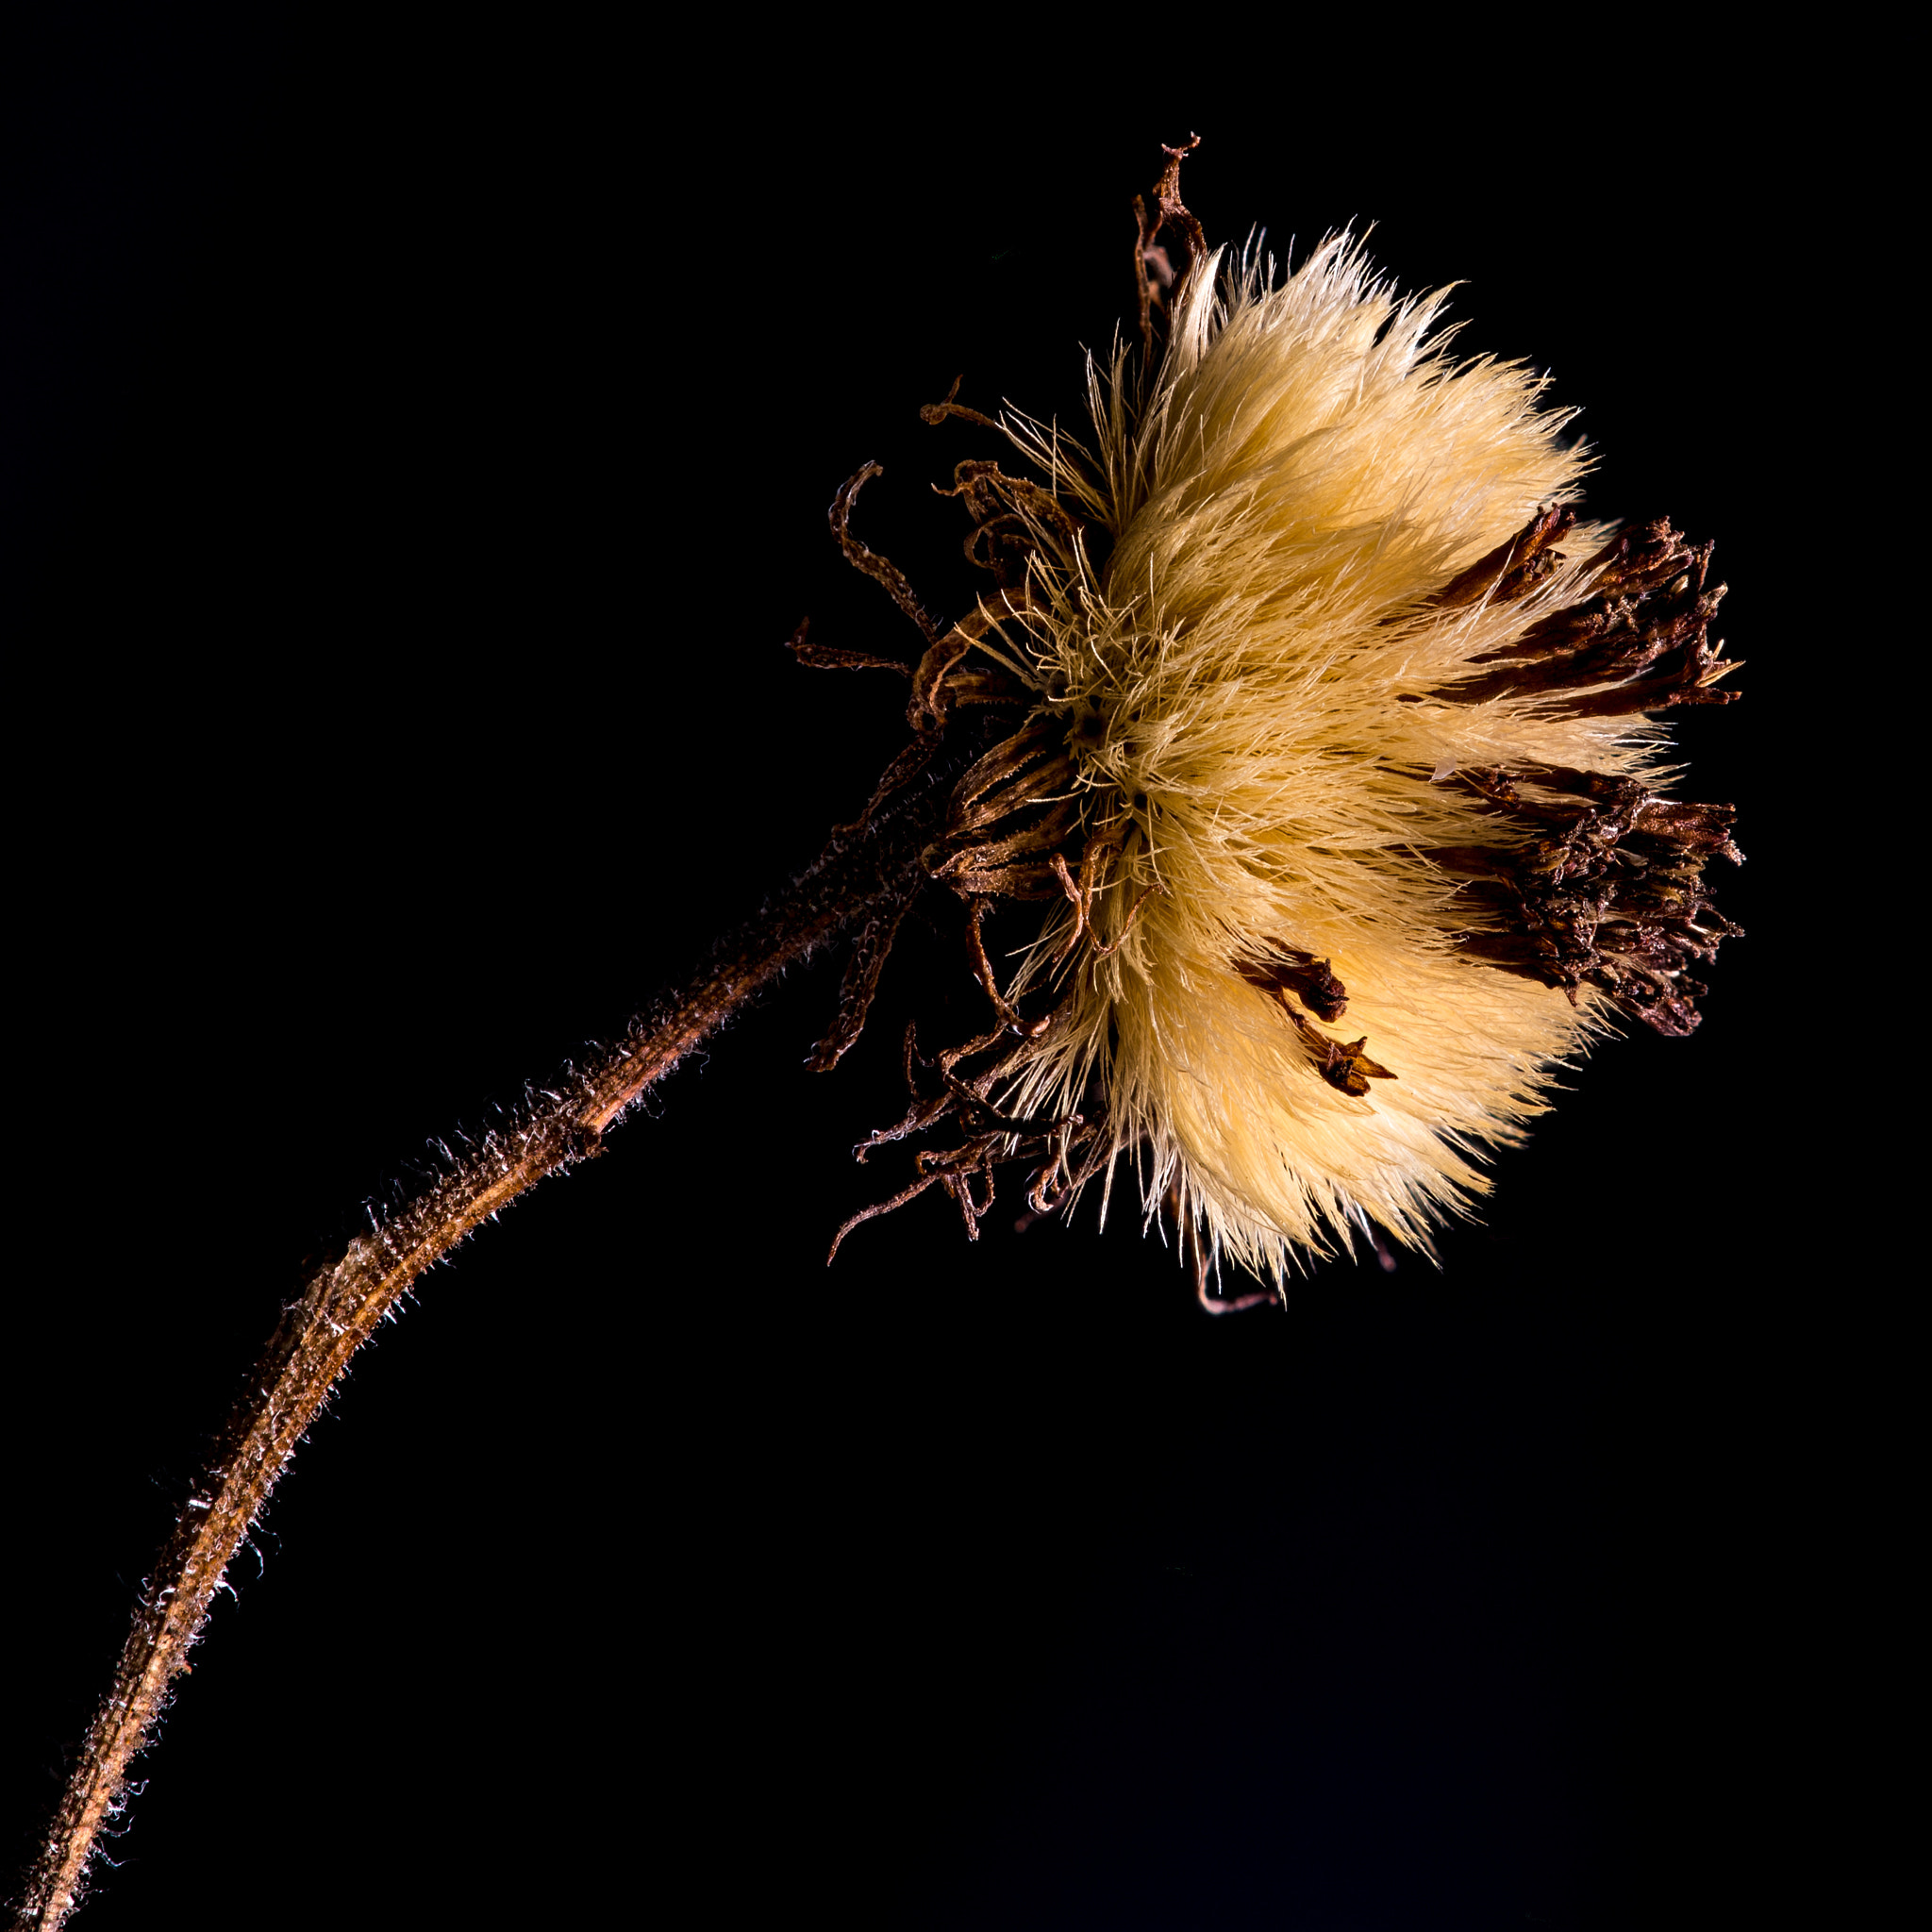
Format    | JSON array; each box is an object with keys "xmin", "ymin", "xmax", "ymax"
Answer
[
  {"xmin": 823, "ymin": 144, "xmax": 1740, "ymax": 1288},
  {"xmin": 15, "ymin": 141, "xmax": 1743, "ymax": 1928}
]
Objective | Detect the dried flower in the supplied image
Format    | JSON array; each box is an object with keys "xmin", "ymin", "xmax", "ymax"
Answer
[
  {"xmin": 12, "ymin": 136, "xmax": 1743, "ymax": 1927},
  {"xmin": 817, "ymin": 142, "xmax": 1740, "ymax": 1291}
]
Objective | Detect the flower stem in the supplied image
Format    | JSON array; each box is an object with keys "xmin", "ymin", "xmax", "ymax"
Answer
[{"xmin": 12, "ymin": 786, "xmax": 940, "ymax": 1931}]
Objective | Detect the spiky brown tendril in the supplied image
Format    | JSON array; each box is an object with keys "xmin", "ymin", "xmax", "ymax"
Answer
[
  {"xmin": 824, "ymin": 1013, "xmax": 1104, "ymax": 1262},
  {"xmin": 1134, "ymin": 133, "xmax": 1207, "ymax": 365}
]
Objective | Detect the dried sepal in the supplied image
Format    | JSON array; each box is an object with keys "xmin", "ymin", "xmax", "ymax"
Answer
[
  {"xmin": 1421, "ymin": 505, "xmax": 1578, "ymax": 614},
  {"xmin": 1237, "ymin": 945, "xmax": 1351, "ymax": 1024}
]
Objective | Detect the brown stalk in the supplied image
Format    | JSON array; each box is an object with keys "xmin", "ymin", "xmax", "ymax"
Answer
[{"xmin": 9, "ymin": 784, "xmax": 946, "ymax": 1932}]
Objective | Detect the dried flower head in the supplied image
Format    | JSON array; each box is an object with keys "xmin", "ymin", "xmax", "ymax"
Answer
[
  {"xmin": 13, "ymin": 134, "xmax": 1747, "ymax": 1930},
  {"xmin": 815, "ymin": 142, "xmax": 1740, "ymax": 1291}
]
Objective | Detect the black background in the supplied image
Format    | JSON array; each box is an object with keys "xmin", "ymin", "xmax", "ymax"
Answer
[{"xmin": 4, "ymin": 19, "xmax": 1853, "ymax": 1931}]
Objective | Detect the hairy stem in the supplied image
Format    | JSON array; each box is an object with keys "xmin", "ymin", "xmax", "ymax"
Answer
[{"xmin": 12, "ymin": 789, "xmax": 941, "ymax": 1931}]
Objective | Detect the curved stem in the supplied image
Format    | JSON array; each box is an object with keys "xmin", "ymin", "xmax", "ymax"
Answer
[{"xmin": 11, "ymin": 796, "xmax": 938, "ymax": 1930}]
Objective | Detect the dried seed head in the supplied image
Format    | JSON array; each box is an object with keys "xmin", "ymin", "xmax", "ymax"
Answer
[{"xmin": 813, "ymin": 146, "xmax": 1740, "ymax": 1292}]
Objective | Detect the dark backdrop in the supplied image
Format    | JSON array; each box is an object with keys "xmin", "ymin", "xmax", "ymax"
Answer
[{"xmin": 6, "ymin": 22, "xmax": 1840, "ymax": 1931}]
